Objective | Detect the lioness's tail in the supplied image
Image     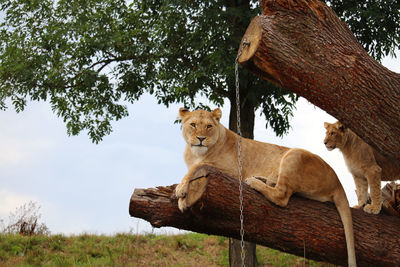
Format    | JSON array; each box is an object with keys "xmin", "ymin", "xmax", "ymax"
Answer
[{"xmin": 333, "ymin": 187, "xmax": 357, "ymax": 267}]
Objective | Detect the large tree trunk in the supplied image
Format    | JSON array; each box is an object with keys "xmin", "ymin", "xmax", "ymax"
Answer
[
  {"xmin": 238, "ymin": 0, "xmax": 400, "ymax": 165},
  {"xmin": 229, "ymin": 89, "xmax": 255, "ymax": 140},
  {"xmin": 228, "ymin": 94, "xmax": 257, "ymax": 266},
  {"xmin": 129, "ymin": 165, "xmax": 400, "ymax": 267},
  {"xmin": 226, "ymin": 0, "xmax": 259, "ymax": 263}
]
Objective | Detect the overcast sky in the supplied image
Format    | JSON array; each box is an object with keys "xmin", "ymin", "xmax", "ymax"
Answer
[{"xmin": 0, "ymin": 53, "xmax": 398, "ymax": 235}]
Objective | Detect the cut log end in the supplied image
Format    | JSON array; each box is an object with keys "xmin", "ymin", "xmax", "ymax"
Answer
[
  {"xmin": 238, "ymin": 16, "xmax": 284, "ymax": 87},
  {"xmin": 238, "ymin": 16, "xmax": 262, "ymax": 64}
]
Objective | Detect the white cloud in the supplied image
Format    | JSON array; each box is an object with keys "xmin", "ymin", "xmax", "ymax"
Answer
[
  {"xmin": 0, "ymin": 137, "xmax": 55, "ymax": 167},
  {"xmin": 0, "ymin": 189, "xmax": 39, "ymax": 216},
  {"xmin": 0, "ymin": 102, "xmax": 61, "ymax": 167}
]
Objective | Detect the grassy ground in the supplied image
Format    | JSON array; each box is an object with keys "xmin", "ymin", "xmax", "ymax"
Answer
[{"xmin": 0, "ymin": 232, "xmax": 336, "ymax": 266}]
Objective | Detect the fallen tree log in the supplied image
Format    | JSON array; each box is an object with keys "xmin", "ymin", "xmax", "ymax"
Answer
[
  {"xmin": 237, "ymin": 0, "xmax": 400, "ymax": 165},
  {"xmin": 129, "ymin": 165, "xmax": 400, "ymax": 267}
]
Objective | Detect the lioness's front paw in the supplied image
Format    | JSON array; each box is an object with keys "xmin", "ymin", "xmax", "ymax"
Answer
[
  {"xmin": 363, "ymin": 203, "xmax": 381, "ymax": 214},
  {"xmin": 175, "ymin": 181, "xmax": 189, "ymax": 198},
  {"xmin": 178, "ymin": 197, "xmax": 188, "ymax": 213},
  {"xmin": 245, "ymin": 177, "xmax": 265, "ymax": 191},
  {"xmin": 245, "ymin": 177, "xmax": 256, "ymax": 186}
]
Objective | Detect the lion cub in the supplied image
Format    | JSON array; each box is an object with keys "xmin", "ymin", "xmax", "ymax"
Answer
[
  {"xmin": 176, "ymin": 108, "xmax": 356, "ymax": 267},
  {"xmin": 324, "ymin": 121, "xmax": 400, "ymax": 214}
]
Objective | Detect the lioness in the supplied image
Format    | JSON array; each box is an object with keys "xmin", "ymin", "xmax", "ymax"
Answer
[
  {"xmin": 176, "ymin": 108, "xmax": 356, "ymax": 267},
  {"xmin": 324, "ymin": 121, "xmax": 400, "ymax": 214}
]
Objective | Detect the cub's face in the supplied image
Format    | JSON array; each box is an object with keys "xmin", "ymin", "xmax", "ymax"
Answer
[
  {"xmin": 179, "ymin": 108, "xmax": 222, "ymax": 156},
  {"xmin": 324, "ymin": 121, "xmax": 346, "ymax": 151}
]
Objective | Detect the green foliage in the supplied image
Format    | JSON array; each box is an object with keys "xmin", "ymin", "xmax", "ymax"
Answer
[
  {"xmin": 0, "ymin": 0, "xmax": 398, "ymax": 142},
  {"xmin": 0, "ymin": 0, "xmax": 147, "ymax": 142},
  {"xmin": 326, "ymin": 0, "xmax": 400, "ymax": 60},
  {"xmin": 0, "ymin": 0, "xmax": 298, "ymax": 142}
]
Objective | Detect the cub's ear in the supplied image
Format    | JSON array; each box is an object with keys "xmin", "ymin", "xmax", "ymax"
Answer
[
  {"xmin": 212, "ymin": 108, "xmax": 222, "ymax": 122},
  {"xmin": 178, "ymin": 108, "xmax": 190, "ymax": 119},
  {"xmin": 337, "ymin": 122, "xmax": 345, "ymax": 131},
  {"xmin": 324, "ymin": 122, "xmax": 330, "ymax": 129}
]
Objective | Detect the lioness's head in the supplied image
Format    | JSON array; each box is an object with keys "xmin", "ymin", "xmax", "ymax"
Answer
[
  {"xmin": 179, "ymin": 108, "xmax": 223, "ymax": 155},
  {"xmin": 323, "ymin": 121, "xmax": 347, "ymax": 151}
]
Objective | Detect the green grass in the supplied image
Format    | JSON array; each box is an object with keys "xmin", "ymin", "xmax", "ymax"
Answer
[{"xmin": 0, "ymin": 232, "xmax": 336, "ymax": 266}]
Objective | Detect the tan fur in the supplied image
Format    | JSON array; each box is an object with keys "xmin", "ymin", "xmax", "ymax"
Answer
[
  {"xmin": 324, "ymin": 121, "xmax": 400, "ymax": 214},
  {"xmin": 176, "ymin": 108, "xmax": 356, "ymax": 267}
]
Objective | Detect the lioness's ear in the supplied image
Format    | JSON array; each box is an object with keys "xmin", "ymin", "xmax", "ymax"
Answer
[
  {"xmin": 178, "ymin": 108, "xmax": 190, "ymax": 119},
  {"xmin": 212, "ymin": 108, "xmax": 222, "ymax": 122},
  {"xmin": 324, "ymin": 122, "xmax": 330, "ymax": 129}
]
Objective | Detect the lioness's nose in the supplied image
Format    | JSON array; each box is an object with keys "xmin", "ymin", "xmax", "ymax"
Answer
[
  {"xmin": 197, "ymin": 137, "xmax": 206, "ymax": 142},
  {"xmin": 324, "ymin": 140, "xmax": 328, "ymax": 145}
]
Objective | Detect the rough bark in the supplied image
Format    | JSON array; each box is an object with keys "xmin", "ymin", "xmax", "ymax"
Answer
[
  {"xmin": 129, "ymin": 165, "xmax": 400, "ymax": 267},
  {"xmin": 238, "ymin": 0, "xmax": 400, "ymax": 165}
]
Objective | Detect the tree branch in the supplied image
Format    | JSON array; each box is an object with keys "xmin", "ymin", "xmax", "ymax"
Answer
[
  {"xmin": 129, "ymin": 165, "xmax": 400, "ymax": 267},
  {"xmin": 237, "ymin": 0, "xmax": 400, "ymax": 165}
]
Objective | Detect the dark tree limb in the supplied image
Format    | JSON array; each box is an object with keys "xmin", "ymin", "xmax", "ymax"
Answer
[
  {"xmin": 238, "ymin": 0, "xmax": 400, "ymax": 164},
  {"xmin": 130, "ymin": 166, "xmax": 400, "ymax": 267}
]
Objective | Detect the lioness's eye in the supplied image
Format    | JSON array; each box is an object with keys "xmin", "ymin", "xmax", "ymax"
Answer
[
  {"xmin": 190, "ymin": 123, "xmax": 196, "ymax": 128},
  {"xmin": 206, "ymin": 124, "xmax": 212, "ymax": 129},
  {"xmin": 330, "ymin": 132, "xmax": 335, "ymax": 136}
]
